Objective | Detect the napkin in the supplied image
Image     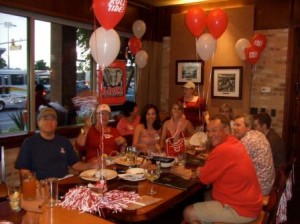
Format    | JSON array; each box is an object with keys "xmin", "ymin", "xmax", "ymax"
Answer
[
  {"xmin": 170, "ymin": 166, "xmax": 193, "ymax": 180},
  {"xmin": 125, "ymin": 195, "xmax": 162, "ymax": 210}
]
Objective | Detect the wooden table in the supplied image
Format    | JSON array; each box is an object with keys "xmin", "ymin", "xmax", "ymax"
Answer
[
  {"xmin": 0, "ymin": 166, "xmax": 204, "ymax": 224},
  {"xmin": 58, "ymin": 169, "xmax": 204, "ymax": 223},
  {"xmin": 0, "ymin": 199, "xmax": 114, "ymax": 224}
]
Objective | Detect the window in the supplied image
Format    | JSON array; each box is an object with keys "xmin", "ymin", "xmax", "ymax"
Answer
[{"xmin": 0, "ymin": 10, "xmax": 136, "ymax": 136}]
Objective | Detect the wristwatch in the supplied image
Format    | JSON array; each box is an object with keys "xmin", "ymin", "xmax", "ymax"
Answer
[{"xmin": 80, "ymin": 128, "xmax": 87, "ymax": 136}]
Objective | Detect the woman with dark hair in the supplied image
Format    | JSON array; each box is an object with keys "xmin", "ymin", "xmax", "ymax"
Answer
[
  {"xmin": 117, "ymin": 101, "xmax": 140, "ymax": 136},
  {"xmin": 133, "ymin": 104, "xmax": 162, "ymax": 154}
]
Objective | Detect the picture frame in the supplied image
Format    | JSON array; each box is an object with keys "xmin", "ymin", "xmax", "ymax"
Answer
[
  {"xmin": 211, "ymin": 66, "xmax": 243, "ymax": 100},
  {"xmin": 176, "ymin": 60, "xmax": 204, "ymax": 84}
]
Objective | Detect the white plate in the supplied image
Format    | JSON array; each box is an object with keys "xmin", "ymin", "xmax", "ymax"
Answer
[
  {"xmin": 126, "ymin": 168, "xmax": 144, "ymax": 175},
  {"xmin": 118, "ymin": 168, "xmax": 145, "ymax": 181},
  {"xmin": 79, "ymin": 169, "xmax": 118, "ymax": 181},
  {"xmin": 118, "ymin": 173, "xmax": 145, "ymax": 182},
  {"xmin": 189, "ymin": 132, "xmax": 208, "ymax": 146},
  {"xmin": 115, "ymin": 156, "xmax": 144, "ymax": 166},
  {"xmin": 161, "ymin": 161, "xmax": 174, "ymax": 168}
]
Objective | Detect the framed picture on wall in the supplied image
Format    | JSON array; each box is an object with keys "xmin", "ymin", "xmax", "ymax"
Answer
[
  {"xmin": 176, "ymin": 60, "xmax": 204, "ymax": 84},
  {"xmin": 211, "ymin": 66, "xmax": 243, "ymax": 100}
]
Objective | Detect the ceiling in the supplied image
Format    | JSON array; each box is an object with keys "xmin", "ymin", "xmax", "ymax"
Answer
[{"xmin": 131, "ymin": 0, "xmax": 229, "ymax": 7}]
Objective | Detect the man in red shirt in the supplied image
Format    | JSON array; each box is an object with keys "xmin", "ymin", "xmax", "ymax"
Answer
[{"xmin": 182, "ymin": 114, "xmax": 263, "ymax": 224}]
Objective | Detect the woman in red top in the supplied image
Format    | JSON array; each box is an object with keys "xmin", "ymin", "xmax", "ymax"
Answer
[
  {"xmin": 177, "ymin": 81, "xmax": 207, "ymax": 130},
  {"xmin": 75, "ymin": 104, "xmax": 127, "ymax": 162}
]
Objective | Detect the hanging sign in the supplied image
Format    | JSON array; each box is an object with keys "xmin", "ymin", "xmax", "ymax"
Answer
[{"xmin": 98, "ymin": 60, "xmax": 126, "ymax": 105}]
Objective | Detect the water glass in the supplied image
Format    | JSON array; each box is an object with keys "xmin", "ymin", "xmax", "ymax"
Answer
[
  {"xmin": 46, "ymin": 178, "xmax": 59, "ymax": 207},
  {"xmin": 7, "ymin": 185, "xmax": 21, "ymax": 212}
]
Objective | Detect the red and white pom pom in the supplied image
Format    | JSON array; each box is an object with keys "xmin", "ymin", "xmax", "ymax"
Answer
[{"xmin": 59, "ymin": 186, "xmax": 140, "ymax": 214}]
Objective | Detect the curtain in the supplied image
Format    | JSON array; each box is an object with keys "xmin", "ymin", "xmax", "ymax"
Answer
[{"xmin": 136, "ymin": 40, "xmax": 162, "ymax": 109}]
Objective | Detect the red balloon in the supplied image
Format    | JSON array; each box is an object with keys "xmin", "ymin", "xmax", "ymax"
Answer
[
  {"xmin": 185, "ymin": 7, "xmax": 206, "ymax": 37},
  {"xmin": 128, "ymin": 36, "xmax": 142, "ymax": 55},
  {"xmin": 207, "ymin": 8, "xmax": 228, "ymax": 39},
  {"xmin": 93, "ymin": 0, "xmax": 127, "ymax": 30},
  {"xmin": 244, "ymin": 44, "xmax": 261, "ymax": 65},
  {"xmin": 251, "ymin": 33, "xmax": 267, "ymax": 51}
]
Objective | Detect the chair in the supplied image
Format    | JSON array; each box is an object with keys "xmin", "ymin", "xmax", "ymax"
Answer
[
  {"xmin": 263, "ymin": 169, "xmax": 287, "ymax": 224},
  {"xmin": 0, "ymin": 146, "xmax": 8, "ymax": 199}
]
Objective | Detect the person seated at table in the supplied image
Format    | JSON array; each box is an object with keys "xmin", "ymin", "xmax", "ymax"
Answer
[
  {"xmin": 117, "ymin": 100, "xmax": 140, "ymax": 145},
  {"xmin": 15, "ymin": 108, "xmax": 96, "ymax": 180},
  {"xmin": 160, "ymin": 102, "xmax": 194, "ymax": 156},
  {"xmin": 75, "ymin": 104, "xmax": 127, "ymax": 162},
  {"xmin": 182, "ymin": 114, "xmax": 263, "ymax": 224},
  {"xmin": 233, "ymin": 113, "xmax": 275, "ymax": 196},
  {"xmin": 177, "ymin": 81, "xmax": 208, "ymax": 131},
  {"xmin": 253, "ymin": 112, "xmax": 286, "ymax": 169},
  {"xmin": 133, "ymin": 104, "xmax": 162, "ymax": 154},
  {"xmin": 219, "ymin": 103, "xmax": 234, "ymax": 133}
]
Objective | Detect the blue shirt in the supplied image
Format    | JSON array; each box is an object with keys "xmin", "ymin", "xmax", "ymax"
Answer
[{"xmin": 15, "ymin": 133, "xmax": 79, "ymax": 180}]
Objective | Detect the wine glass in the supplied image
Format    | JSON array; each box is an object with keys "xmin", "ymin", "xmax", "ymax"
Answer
[{"xmin": 144, "ymin": 168, "xmax": 161, "ymax": 195}]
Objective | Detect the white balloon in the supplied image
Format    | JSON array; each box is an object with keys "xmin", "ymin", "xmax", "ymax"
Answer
[
  {"xmin": 235, "ymin": 38, "xmax": 250, "ymax": 60},
  {"xmin": 135, "ymin": 50, "xmax": 148, "ymax": 69},
  {"xmin": 132, "ymin": 20, "xmax": 146, "ymax": 39},
  {"xmin": 196, "ymin": 33, "xmax": 217, "ymax": 61},
  {"xmin": 89, "ymin": 27, "xmax": 120, "ymax": 69}
]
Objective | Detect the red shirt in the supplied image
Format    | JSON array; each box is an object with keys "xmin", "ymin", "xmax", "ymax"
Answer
[
  {"xmin": 75, "ymin": 125, "xmax": 122, "ymax": 161},
  {"xmin": 178, "ymin": 96, "xmax": 206, "ymax": 127},
  {"xmin": 200, "ymin": 135, "xmax": 263, "ymax": 217}
]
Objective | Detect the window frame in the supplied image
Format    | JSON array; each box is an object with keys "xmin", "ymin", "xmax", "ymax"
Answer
[{"xmin": 0, "ymin": 7, "xmax": 136, "ymax": 147}]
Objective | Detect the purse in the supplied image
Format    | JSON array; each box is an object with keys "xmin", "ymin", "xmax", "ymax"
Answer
[{"xmin": 165, "ymin": 135, "xmax": 185, "ymax": 157}]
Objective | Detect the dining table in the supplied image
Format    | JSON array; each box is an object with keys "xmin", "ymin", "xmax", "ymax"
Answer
[{"xmin": 0, "ymin": 154, "xmax": 205, "ymax": 224}]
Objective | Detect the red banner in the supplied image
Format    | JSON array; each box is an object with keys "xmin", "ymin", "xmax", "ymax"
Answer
[{"xmin": 98, "ymin": 60, "xmax": 126, "ymax": 105}]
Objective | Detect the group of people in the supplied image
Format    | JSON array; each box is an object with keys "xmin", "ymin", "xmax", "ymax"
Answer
[{"xmin": 15, "ymin": 80, "xmax": 287, "ymax": 224}]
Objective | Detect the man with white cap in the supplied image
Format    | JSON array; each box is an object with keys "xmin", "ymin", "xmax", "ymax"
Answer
[
  {"xmin": 178, "ymin": 81, "xmax": 207, "ymax": 130},
  {"xmin": 75, "ymin": 104, "xmax": 127, "ymax": 162},
  {"xmin": 15, "ymin": 107, "xmax": 97, "ymax": 180}
]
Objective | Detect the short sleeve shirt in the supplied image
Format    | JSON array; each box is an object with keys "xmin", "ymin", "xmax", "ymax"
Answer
[{"xmin": 15, "ymin": 133, "xmax": 79, "ymax": 180}]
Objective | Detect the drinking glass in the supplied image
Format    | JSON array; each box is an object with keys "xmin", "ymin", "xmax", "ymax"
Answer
[
  {"xmin": 22, "ymin": 174, "xmax": 36, "ymax": 201},
  {"xmin": 126, "ymin": 146, "xmax": 137, "ymax": 167},
  {"xmin": 144, "ymin": 168, "xmax": 161, "ymax": 195},
  {"xmin": 7, "ymin": 185, "xmax": 21, "ymax": 212}
]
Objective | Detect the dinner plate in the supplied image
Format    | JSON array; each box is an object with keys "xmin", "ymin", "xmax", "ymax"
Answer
[
  {"xmin": 114, "ymin": 156, "xmax": 144, "ymax": 166},
  {"xmin": 79, "ymin": 169, "xmax": 118, "ymax": 181},
  {"xmin": 118, "ymin": 173, "xmax": 145, "ymax": 182},
  {"xmin": 118, "ymin": 168, "xmax": 145, "ymax": 182}
]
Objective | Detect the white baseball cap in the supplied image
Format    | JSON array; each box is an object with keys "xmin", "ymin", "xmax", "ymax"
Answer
[
  {"xmin": 96, "ymin": 104, "xmax": 111, "ymax": 113},
  {"xmin": 183, "ymin": 81, "xmax": 195, "ymax": 89}
]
